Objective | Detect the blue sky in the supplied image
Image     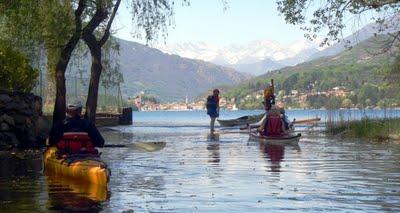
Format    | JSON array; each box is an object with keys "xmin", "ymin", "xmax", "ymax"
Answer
[{"xmin": 114, "ymin": 0, "xmax": 372, "ymax": 46}]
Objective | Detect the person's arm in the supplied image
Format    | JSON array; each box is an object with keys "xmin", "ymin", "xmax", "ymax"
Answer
[{"xmin": 86, "ymin": 121, "xmax": 105, "ymax": 147}]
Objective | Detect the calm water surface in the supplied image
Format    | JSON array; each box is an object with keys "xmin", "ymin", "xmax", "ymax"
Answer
[{"xmin": 1, "ymin": 110, "xmax": 400, "ymax": 212}]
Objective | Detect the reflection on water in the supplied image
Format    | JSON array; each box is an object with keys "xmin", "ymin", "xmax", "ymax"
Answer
[
  {"xmin": 259, "ymin": 142, "xmax": 301, "ymax": 173},
  {"xmin": 207, "ymin": 132, "xmax": 220, "ymax": 142},
  {"xmin": 207, "ymin": 133, "xmax": 221, "ymax": 164},
  {"xmin": 46, "ymin": 175, "xmax": 108, "ymax": 212},
  {"xmin": 1, "ymin": 110, "xmax": 400, "ymax": 212},
  {"xmin": 259, "ymin": 143, "xmax": 285, "ymax": 172},
  {"xmin": 0, "ymin": 150, "xmax": 45, "ymax": 212},
  {"xmin": 207, "ymin": 143, "xmax": 220, "ymax": 164}
]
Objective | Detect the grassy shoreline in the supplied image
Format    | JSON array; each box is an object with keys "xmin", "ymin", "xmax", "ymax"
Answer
[{"xmin": 326, "ymin": 118, "xmax": 400, "ymax": 141}]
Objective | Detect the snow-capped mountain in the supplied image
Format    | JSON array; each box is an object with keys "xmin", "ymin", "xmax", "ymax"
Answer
[
  {"xmin": 156, "ymin": 38, "xmax": 324, "ymax": 75},
  {"xmin": 154, "ymin": 17, "xmax": 398, "ymax": 76}
]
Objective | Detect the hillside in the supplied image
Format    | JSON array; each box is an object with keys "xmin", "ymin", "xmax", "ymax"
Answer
[
  {"xmin": 224, "ymin": 35, "xmax": 399, "ymax": 109},
  {"xmin": 117, "ymin": 39, "xmax": 250, "ymax": 102}
]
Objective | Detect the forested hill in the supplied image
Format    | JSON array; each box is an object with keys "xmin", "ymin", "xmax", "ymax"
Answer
[
  {"xmin": 117, "ymin": 38, "xmax": 250, "ymax": 102},
  {"xmin": 224, "ymin": 35, "xmax": 399, "ymax": 109}
]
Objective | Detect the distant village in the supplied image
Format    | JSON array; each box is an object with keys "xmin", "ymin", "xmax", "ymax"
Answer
[
  {"xmin": 237, "ymin": 86, "xmax": 353, "ymax": 109},
  {"xmin": 283, "ymin": 86, "xmax": 349, "ymax": 101},
  {"xmin": 280, "ymin": 86, "xmax": 351, "ymax": 108},
  {"xmin": 127, "ymin": 93, "xmax": 238, "ymax": 111},
  {"xmin": 127, "ymin": 86, "xmax": 354, "ymax": 111}
]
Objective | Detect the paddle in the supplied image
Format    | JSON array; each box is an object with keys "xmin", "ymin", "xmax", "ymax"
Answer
[
  {"xmin": 213, "ymin": 130, "xmax": 251, "ymax": 134},
  {"xmin": 239, "ymin": 117, "xmax": 321, "ymax": 130},
  {"xmin": 103, "ymin": 141, "xmax": 166, "ymax": 152}
]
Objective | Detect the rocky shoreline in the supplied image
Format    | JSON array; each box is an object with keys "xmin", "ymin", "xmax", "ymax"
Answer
[{"xmin": 0, "ymin": 90, "xmax": 50, "ymax": 150}]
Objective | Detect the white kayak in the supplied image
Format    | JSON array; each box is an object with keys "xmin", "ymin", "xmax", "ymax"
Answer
[{"xmin": 249, "ymin": 132, "xmax": 301, "ymax": 144}]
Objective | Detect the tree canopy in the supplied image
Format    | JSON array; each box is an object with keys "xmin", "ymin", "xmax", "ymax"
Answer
[
  {"xmin": 276, "ymin": 0, "xmax": 400, "ymax": 46},
  {"xmin": 0, "ymin": 40, "xmax": 38, "ymax": 92}
]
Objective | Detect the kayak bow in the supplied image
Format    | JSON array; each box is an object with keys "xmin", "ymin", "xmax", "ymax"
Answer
[{"xmin": 217, "ymin": 114, "xmax": 264, "ymax": 127}]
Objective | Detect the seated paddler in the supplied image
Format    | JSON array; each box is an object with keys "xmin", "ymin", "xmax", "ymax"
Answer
[
  {"xmin": 49, "ymin": 101, "xmax": 105, "ymax": 155},
  {"xmin": 257, "ymin": 105, "xmax": 287, "ymax": 137}
]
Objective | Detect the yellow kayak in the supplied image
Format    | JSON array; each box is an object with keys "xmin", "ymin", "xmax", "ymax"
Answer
[
  {"xmin": 45, "ymin": 175, "xmax": 109, "ymax": 202},
  {"xmin": 43, "ymin": 147, "xmax": 110, "ymax": 186}
]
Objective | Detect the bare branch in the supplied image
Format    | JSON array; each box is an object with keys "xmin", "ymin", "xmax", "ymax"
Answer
[{"xmin": 99, "ymin": 0, "xmax": 121, "ymax": 46}]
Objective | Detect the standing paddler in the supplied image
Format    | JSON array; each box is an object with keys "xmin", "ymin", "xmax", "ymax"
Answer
[
  {"xmin": 263, "ymin": 79, "xmax": 275, "ymax": 111},
  {"xmin": 206, "ymin": 89, "xmax": 220, "ymax": 133}
]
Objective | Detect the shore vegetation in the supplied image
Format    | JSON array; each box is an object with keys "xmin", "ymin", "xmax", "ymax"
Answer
[{"xmin": 326, "ymin": 117, "xmax": 400, "ymax": 142}]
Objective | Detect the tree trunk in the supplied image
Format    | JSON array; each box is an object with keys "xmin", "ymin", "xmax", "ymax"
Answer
[
  {"xmin": 53, "ymin": 64, "xmax": 67, "ymax": 123},
  {"xmin": 45, "ymin": 74, "xmax": 56, "ymax": 108},
  {"xmin": 82, "ymin": 0, "xmax": 121, "ymax": 123},
  {"xmin": 52, "ymin": 39, "xmax": 83, "ymax": 123},
  {"xmin": 52, "ymin": 0, "xmax": 86, "ymax": 124},
  {"xmin": 84, "ymin": 34, "xmax": 102, "ymax": 123},
  {"xmin": 44, "ymin": 48, "xmax": 59, "ymax": 110}
]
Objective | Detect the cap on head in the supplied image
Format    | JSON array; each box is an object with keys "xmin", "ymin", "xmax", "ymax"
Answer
[
  {"xmin": 213, "ymin": 89, "xmax": 220, "ymax": 94},
  {"xmin": 67, "ymin": 101, "xmax": 82, "ymax": 111}
]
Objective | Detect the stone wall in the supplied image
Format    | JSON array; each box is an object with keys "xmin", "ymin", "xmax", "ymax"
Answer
[{"xmin": 0, "ymin": 90, "xmax": 50, "ymax": 150}]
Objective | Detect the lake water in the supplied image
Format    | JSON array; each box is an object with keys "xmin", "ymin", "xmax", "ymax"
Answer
[{"xmin": 1, "ymin": 110, "xmax": 400, "ymax": 212}]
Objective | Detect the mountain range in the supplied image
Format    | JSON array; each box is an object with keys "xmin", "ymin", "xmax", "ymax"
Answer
[
  {"xmin": 116, "ymin": 39, "xmax": 250, "ymax": 102},
  {"xmin": 156, "ymin": 20, "xmax": 397, "ymax": 76},
  {"xmin": 157, "ymin": 39, "xmax": 322, "ymax": 75}
]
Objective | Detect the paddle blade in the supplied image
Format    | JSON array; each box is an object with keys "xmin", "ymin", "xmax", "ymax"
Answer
[
  {"xmin": 104, "ymin": 141, "xmax": 166, "ymax": 152},
  {"xmin": 126, "ymin": 141, "xmax": 166, "ymax": 152}
]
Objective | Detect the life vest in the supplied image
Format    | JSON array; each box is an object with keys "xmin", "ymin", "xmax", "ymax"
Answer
[
  {"xmin": 56, "ymin": 132, "xmax": 96, "ymax": 154},
  {"xmin": 206, "ymin": 95, "xmax": 219, "ymax": 117},
  {"xmin": 263, "ymin": 88, "xmax": 275, "ymax": 109},
  {"xmin": 265, "ymin": 115, "xmax": 284, "ymax": 136}
]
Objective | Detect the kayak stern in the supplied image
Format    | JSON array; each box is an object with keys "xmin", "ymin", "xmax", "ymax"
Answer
[
  {"xmin": 43, "ymin": 147, "xmax": 110, "ymax": 186},
  {"xmin": 249, "ymin": 132, "xmax": 301, "ymax": 144}
]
